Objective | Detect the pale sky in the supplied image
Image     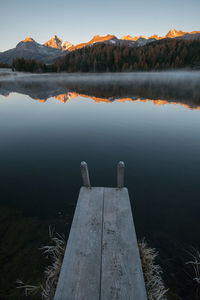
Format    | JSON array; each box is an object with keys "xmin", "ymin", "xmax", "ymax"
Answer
[{"xmin": 0, "ymin": 0, "xmax": 200, "ymax": 51}]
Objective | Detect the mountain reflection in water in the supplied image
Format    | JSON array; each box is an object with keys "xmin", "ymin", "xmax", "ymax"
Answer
[{"xmin": 0, "ymin": 71, "xmax": 200, "ymax": 109}]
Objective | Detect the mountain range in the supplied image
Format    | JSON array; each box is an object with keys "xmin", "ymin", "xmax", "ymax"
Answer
[{"xmin": 0, "ymin": 29, "xmax": 199, "ymax": 65}]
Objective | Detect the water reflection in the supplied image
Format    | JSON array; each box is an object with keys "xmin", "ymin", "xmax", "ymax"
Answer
[{"xmin": 0, "ymin": 71, "xmax": 200, "ymax": 109}]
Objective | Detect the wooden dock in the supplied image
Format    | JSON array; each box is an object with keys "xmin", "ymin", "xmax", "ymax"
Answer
[{"xmin": 54, "ymin": 162, "xmax": 147, "ymax": 300}]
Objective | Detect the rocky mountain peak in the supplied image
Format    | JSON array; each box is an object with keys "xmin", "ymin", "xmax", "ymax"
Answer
[
  {"xmin": 90, "ymin": 34, "xmax": 116, "ymax": 43},
  {"xmin": 22, "ymin": 37, "xmax": 35, "ymax": 43},
  {"xmin": 166, "ymin": 29, "xmax": 177, "ymax": 38},
  {"xmin": 44, "ymin": 36, "xmax": 73, "ymax": 51},
  {"xmin": 62, "ymin": 41, "xmax": 73, "ymax": 50},
  {"xmin": 165, "ymin": 29, "xmax": 186, "ymax": 38},
  {"xmin": 44, "ymin": 35, "xmax": 63, "ymax": 50},
  {"xmin": 148, "ymin": 34, "xmax": 161, "ymax": 40},
  {"xmin": 122, "ymin": 35, "xmax": 134, "ymax": 41}
]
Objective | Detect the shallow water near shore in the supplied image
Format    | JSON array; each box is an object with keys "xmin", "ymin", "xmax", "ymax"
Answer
[{"xmin": 0, "ymin": 71, "xmax": 200, "ymax": 299}]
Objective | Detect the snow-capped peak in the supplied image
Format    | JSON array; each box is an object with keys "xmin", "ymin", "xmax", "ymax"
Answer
[{"xmin": 62, "ymin": 41, "xmax": 73, "ymax": 50}]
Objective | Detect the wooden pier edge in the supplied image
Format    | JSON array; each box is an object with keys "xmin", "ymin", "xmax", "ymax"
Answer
[{"xmin": 54, "ymin": 162, "xmax": 147, "ymax": 300}]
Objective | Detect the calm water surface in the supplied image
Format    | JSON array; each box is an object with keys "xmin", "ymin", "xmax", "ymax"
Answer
[{"xmin": 0, "ymin": 71, "xmax": 200, "ymax": 299}]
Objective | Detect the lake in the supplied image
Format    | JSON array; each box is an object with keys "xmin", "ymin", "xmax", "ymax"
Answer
[{"xmin": 0, "ymin": 71, "xmax": 200, "ymax": 300}]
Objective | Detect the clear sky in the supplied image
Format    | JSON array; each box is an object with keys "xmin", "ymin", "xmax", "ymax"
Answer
[{"xmin": 0, "ymin": 0, "xmax": 200, "ymax": 51}]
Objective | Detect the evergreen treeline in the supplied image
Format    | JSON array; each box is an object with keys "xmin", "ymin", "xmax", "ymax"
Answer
[
  {"xmin": 12, "ymin": 39, "xmax": 200, "ymax": 72},
  {"xmin": 12, "ymin": 58, "xmax": 48, "ymax": 72},
  {"xmin": 0, "ymin": 62, "xmax": 10, "ymax": 68}
]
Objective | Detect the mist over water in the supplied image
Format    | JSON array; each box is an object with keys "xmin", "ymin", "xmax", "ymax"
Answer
[
  {"xmin": 1, "ymin": 71, "xmax": 200, "ymax": 113},
  {"xmin": 0, "ymin": 71, "xmax": 200, "ymax": 299}
]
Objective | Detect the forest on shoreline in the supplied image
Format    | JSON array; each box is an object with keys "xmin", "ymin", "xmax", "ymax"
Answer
[{"xmin": 12, "ymin": 38, "xmax": 200, "ymax": 73}]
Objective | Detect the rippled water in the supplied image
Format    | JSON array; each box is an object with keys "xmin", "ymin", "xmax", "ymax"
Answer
[{"xmin": 0, "ymin": 71, "xmax": 200, "ymax": 299}]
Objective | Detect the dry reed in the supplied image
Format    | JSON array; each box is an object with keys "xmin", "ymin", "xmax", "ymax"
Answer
[
  {"xmin": 17, "ymin": 226, "xmax": 66, "ymax": 300},
  {"xmin": 138, "ymin": 239, "xmax": 168, "ymax": 300}
]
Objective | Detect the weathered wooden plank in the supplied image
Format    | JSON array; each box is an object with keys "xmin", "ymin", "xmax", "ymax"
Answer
[
  {"xmin": 54, "ymin": 187, "xmax": 104, "ymax": 300},
  {"xmin": 101, "ymin": 187, "xmax": 147, "ymax": 300}
]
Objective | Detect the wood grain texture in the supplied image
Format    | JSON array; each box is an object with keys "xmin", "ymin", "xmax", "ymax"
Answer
[
  {"xmin": 54, "ymin": 187, "xmax": 147, "ymax": 300},
  {"xmin": 101, "ymin": 188, "xmax": 147, "ymax": 300},
  {"xmin": 54, "ymin": 187, "xmax": 104, "ymax": 300}
]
